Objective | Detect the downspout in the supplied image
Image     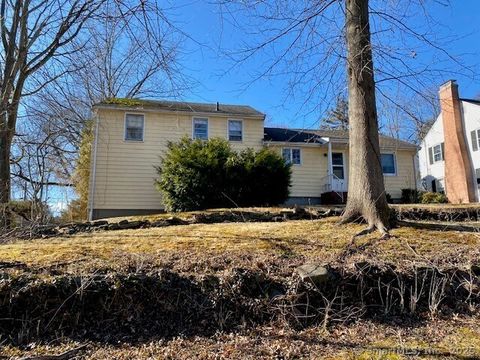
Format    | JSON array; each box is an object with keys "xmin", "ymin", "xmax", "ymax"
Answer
[
  {"xmin": 412, "ymin": 153, "xmax": 418, "ymax": 191},
  {"xmin": 88, "ymin": 111, "xmax": 100, "ymax": 221}
]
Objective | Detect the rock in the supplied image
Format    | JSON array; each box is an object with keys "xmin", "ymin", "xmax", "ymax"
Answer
[
  {"xmin": 165, "ymin": 216, "xmax": 189, "ymax": 225},
  {"xmin": 108, "ymin": 223, "xmax": 120, "ymax": 231},
  {"xmin": 296, "ymin": 264, "xmax": 329, "ymax": 285},
  {"xmin": 118, "ymin": 220, "xmax": 145, "ymax": 229},
  {"xmin": 92, "ymin": 220, "xmax": 108, "ymax": 227},
  {"xmin": 151, "ymin": 220, "xmax": 169, "ymax": 228}
]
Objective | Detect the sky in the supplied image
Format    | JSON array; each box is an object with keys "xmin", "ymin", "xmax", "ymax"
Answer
[{"xmin": 167, "ymin": 0, "xmax": 480, "ymax": 133}]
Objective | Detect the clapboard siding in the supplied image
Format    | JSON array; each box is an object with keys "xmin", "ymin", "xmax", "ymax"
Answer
[{"xmin": 90, "ymin": 109, "xmax": 264, "ymax": 210}]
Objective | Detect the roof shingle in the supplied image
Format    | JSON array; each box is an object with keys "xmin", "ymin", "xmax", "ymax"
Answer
[
  {"xmin": 264, "ymin": 127, "xmax": 417, "ymax": 150},
  {"xmin": 95, "ymin": 98, "xmax": 265, "ymax": 117}
]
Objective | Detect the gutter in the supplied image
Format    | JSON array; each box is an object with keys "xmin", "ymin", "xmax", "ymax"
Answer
[
  {"xmin": 88, "ymin": 111, "xmax": 100, "ymax": 221},
  {"xmin": 262, "ymin": 140, "xmax": 326, "ymax": 147}
]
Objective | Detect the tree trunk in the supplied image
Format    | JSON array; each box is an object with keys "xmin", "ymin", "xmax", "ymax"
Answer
[
  {"xmin": 342, "ymin": 0, "xmax": 390, "ymax": 234},
  {"xmin": 0, "ymin": 124, "xmax": 12, "ymax": 227}
]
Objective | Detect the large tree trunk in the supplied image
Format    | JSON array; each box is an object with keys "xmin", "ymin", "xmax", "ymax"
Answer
[{"xmin": 342, "ymin": 0, "xmax": 390, "ymax": 234}]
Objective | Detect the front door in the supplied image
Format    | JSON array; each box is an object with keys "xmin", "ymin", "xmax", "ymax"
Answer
[{"xmin": 331, "ymin": 152, "xmax": 347, "ymax": 192}]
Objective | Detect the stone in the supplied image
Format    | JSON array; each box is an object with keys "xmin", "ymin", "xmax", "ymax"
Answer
[
  {"xmin": 165, "ymin": 216, "xmax": 189, "ymax": 225},
  {"xmin": 151, "ymin": 220, "xmax": 169, "ymax": 228},
  {"xmin": 92, "ymin": 220, "xmax": 108, "ymax": 227},
  {"xmin": 118, "ymin": 220, "xmax": 144, "ymax": 229},
  {"xmin": 296, "ymin": 264, "xmax": 329, "ymax": 285}
]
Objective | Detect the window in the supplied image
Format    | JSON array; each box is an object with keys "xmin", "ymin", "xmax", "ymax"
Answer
[
  {"xmin": 228, "ymin": 120, "xmax": 243, "ymax": 141},
  {"xmin": 471, "ymin": 129, "xmax": 480, "ymax": 152},
  {"xmin": 124, "ymin": 114, "xmax": 144, "ymax": 141},
  {"xmin": 193, "ymin": 118, "xmax": 208, "ymax": 140},
  {"xmin": 381, "ymin": 153, "xmax": 396, "ymax": 175},
  {"xmin": 332, "ymin": 152, "xmax": 344, "ymax": 179},
  {"xmin": 428, "ymin": 143, "xmax": 444, "ymax": 164},
  {"xmin": 282, "ymin": 148, "xmax": 301, "ymax": 165},
  {"xmin": 433, "ymin": 144, "xmax": 442, "ymax": 162}
]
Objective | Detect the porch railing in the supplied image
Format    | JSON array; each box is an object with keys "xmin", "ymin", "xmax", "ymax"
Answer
[{"xmin": 321, "ymin": 174, "xmax": 348, "ymax": 193}]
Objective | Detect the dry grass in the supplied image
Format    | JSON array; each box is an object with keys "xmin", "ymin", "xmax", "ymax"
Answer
[
  {"xmin": 2, "ymin": 216, "xmax": 480, "ymax": 359},
  {"xmin": 392, "ymin": 203, "xmax": 480, "ymax": 210},
  {"xmin": 1, "ymin": 217, "xmax": 479, "ymax": 273},
  {"xmin": 2, "ymin": 317, "xmax": 479, "ymax": 359}
]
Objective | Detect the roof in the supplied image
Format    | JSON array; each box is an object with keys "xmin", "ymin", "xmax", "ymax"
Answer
[
  {"xmin": 263, "ymin": 127, "xmax": 326, "ymax": 144},
  {"xmin": 264, "ymin": 127, "xmax": 418, "ymax": 150},
  {"xmin": 94, "ymin": 98, "xmax": 265, "ymax": 118},
  {"xmin": 460, "ymin": 98, "xmax": 480, "ymax": 106}
]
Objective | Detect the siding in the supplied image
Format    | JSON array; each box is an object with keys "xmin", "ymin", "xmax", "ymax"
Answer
[
  {"xmin": 384, "ymin": 150, "xmax": 417, "ymax": 199},
  {"xmin": 89, "ymin": 108, "xmax": 417, "ymax": 212},
  {"xmin": 90, "ymin": 109, "xmax": 264, "ymax": 210},
  {"xmin": 269, "ymin": 145, "xmax": 416, "ymax": 199},
  {"xmin": 269, "ymin": 145, "xmax": 329, "ymax": 198}
]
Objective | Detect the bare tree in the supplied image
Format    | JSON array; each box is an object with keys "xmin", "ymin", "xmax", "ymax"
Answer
[
  {"xmin": 0, "ymin": 0, "xmax": 104, "ymax": 224},
  {"xmin": 1, "ymin": 0, "xmax": 188, "ymax": 226},
  {"xmin": 340, "ymin": 0, "xmax": 388, "ymax": 234},
  {"xmin": 218, "ymin": 0, "xmax": 473, "ymax": 235}
]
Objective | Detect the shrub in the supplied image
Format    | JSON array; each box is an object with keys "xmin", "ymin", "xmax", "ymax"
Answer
[
  {"xmin": 156, "ymin": 137, "xmax": 291, "ymax": 211},
  {"xmin": 419, "ymin": 191, "xmax": 448, "ymax": 204},
  {"xmin": 401, "ymin": 188, "xmax": 422, "ymax": 203},
  {"xmin": 227, "ymin": 148, "xmax": 291, "ymax": 207}
]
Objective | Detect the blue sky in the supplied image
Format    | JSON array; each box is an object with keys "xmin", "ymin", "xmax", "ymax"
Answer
[{"xmin": 170, "ymin": 0, "xmax": 480, "ymax": 134}]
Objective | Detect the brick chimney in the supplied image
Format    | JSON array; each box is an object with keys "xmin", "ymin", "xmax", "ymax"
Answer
[{"xmin": 439, "ymin": 80, "xmax": 476, "ymax": 203}]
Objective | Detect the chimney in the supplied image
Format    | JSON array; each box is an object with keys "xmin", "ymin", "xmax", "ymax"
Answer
[
  {"xmin": 216, "ymin": 102, "xmax": 220, "ymax": 111},
  {"xmin": 439, "ymin": 80, "xmax": 476, "ymax": 203}
]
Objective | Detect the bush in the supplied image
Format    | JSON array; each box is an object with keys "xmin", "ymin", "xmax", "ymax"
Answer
[
  {"xmin": 419, "ymin": 191, "xmax": 448, "ymax": 204},
  {"xmin": 401, "ymin": 188, "xmax": 422, "ymax": 203},
  {"xmin": 156, "ymin": 137, "xmax": 291, "ymax": 211}
]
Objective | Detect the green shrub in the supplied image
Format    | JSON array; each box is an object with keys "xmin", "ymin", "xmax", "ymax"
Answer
[
  {"xmin": 155, "ymin": 137, "xmax": 291, "ymax": 211},
  {"xmin": 401, "ymin": 188, "xmax": 422, "ymax": 203},
  {"xmin": 419, "ymin": 191, "xmax": 448, "ymax": 204}
]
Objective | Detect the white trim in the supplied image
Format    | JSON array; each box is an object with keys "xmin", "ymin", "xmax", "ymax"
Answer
[
  {"xmin": 192, "ymin": 116, "xmax": 209, "ymax": 140},
  {"xmin": 124, "ymin": 112, "xmax": 145, "ymax": 142},
  {"xmin": 381, "ymin": 152, "xmax": 397, "ymax": 176},
  {"xmin": 227, "ymin": 118, "xmax": 243, "ymax": 142},
  {"xmin": 88, "ymin": 112, "xmax": 100, "ymax": 221},
  {"xmin": 331, "ymin": 151, "xmax": 345, "ymax": 180}
]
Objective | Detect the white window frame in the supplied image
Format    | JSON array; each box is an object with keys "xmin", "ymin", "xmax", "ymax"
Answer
[
  {"xmin": 282, "ymin": 147, "xmax": 302, "ymax": 165},
  {"xmin": 432, "ymin": 143, "xmax": 444, "ymax": 163},
  {"xmin": 475, "ymin": 129, "xmax": 480, "ymax": 149},
  {"xmin": 227, "ymin": 119, "xmax": 243, "ymax": 142},
  {"xmin": 192, "ymin": 117, "xmax": 209, "ymax": 140},
  {"xmin": 124, "ymin": 113, "xmax": 145, "ymax": 142},
  {"xmin": 381, "ymin": 152, "xmax": 397, "ymax": 176},
  {"xmin": 331, "ymin": 152, "xmax": 345, "ymax": 180}
]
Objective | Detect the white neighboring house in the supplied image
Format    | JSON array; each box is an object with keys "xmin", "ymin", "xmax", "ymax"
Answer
[{"xmin": 419, "ymin": 80, "xmax": 480, "ymax": 202}]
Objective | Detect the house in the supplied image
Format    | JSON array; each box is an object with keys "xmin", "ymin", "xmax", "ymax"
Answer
[
  {"xmin": 418, "ymin": 80, "xmax": 480, "ymax": 203},
  {"xmin": 88, "ymin": 99, "xmax": 418, "ymax": 220}
]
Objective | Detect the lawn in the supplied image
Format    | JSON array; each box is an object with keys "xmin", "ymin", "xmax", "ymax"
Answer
[
  {"xmin": 1, "ymin": 217, "xmax": 479, "ymax": 273},
  {"xmin": 1, "ymin": 216, "xmax": 480, "ymax": 359}
]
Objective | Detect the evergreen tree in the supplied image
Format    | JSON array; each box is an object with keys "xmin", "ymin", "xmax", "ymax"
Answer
[{"xmin": 322, "ymin": 96, "xmax": 348, "ymax": 131}]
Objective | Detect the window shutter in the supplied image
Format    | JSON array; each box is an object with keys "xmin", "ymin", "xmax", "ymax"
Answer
[
  {"xmin": 441, "ymin": 142, "xmax": 445, "ymax": 161},
  {"xmin": 471, "ymin": 130, "xmax": 478, "ymax": 152},
  {"xmin": 428, "ymin": 147, "xmax": 434, "ymax": 165}
]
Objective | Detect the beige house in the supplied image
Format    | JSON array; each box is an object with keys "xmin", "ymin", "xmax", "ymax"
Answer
[{"xmin": 88, "ymin": 99, "xmax": 418, "ymax": 220}]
